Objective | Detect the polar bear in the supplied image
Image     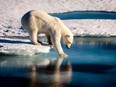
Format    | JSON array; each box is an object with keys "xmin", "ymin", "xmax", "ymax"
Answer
[{"xmin": 21, "ymin": 10, "xmax": 73, "ymax": 57}]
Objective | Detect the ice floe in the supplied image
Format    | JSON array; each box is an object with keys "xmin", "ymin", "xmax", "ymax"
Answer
[{"xmin": 0, "ymin": 37, "xmax": 50, "ymax": 56}]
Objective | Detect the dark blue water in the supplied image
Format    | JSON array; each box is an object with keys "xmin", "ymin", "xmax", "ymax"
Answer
[
  {"xmin": 0, "ymin": 37, "xmax": 116, "ymax": 87},
  {"xmin": 50, "ymin": 11, "xmax": 116, "ymax": 20},
  {"xmin": 64, "ymin": 37, "xmax": 116, "ymax": 87}
]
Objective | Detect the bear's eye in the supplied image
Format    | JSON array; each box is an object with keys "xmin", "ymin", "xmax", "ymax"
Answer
[
  {"xmin": 66, "ymin": 35, "xmax": 70, "ymax": 38},
  {"xmin": 68, "ymin": 42, "xmax": 71, "ymax": 44}
]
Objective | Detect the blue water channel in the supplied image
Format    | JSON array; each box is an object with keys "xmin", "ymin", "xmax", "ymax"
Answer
[{"xmin": 50, "ymin": 11, "xmax": 116, "ymax": 20}]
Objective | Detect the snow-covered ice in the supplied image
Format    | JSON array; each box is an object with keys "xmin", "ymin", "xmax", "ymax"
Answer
[
  {"xmin": 63, "ymin": 20, "xmax": 116, "ymax": 36},
  {"xmin": 0, "ymin": 37, "xmax": 50, "ymax": 56},
  {"xmin": 0, "ymin": 0, "xmax": 116, "ymax": 36}
]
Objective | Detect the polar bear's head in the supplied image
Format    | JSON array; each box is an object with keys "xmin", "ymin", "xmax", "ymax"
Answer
[
  {"xmin": 63, "ymin": 33, "xmax": 73, "ymax": 49},
  {"xmin": 54, "ymin": 17, "xmax": 74, "ymax": 49}
]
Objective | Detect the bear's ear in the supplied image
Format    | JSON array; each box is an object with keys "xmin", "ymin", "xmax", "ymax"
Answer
[{"xmin": 65, "ymin": 35, "xmax": 70, "ymax": 37}]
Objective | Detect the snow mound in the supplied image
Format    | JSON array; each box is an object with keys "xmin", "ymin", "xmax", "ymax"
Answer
[{"xmin": 0, "ymin": 37, "xmax": 50, "ymax": 56}]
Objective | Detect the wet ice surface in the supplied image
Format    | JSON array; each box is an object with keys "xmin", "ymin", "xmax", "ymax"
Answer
[{"xmin": 0, "ymin": 37, "xmax": 116, "ymax": 87}]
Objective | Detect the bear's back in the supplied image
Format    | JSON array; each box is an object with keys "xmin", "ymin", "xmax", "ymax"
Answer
[{"xmin": 29, "ymin": 10, "xmax": 54, "ymax": 23}]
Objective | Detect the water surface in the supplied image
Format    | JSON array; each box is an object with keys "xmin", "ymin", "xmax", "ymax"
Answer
[
  {"xmin": 0, "ymin": 37, "xmax": 116, "ymax": 87},
  {"xmin": 50, "ymin": 11, "xmax": 116, "ymax": 20}
]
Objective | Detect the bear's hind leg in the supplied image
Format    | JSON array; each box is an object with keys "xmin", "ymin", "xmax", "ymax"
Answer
[{"xmin": 29, "ymin": 31, "xmax": 42, "ymax": 45}]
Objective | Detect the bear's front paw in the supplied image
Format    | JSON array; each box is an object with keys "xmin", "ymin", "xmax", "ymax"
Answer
[{"xmin": 59, "ymin": 53, "xmax": 68, "ymax": 58}]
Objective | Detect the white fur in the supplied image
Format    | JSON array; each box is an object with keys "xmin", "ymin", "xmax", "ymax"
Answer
[{"xmin": 21, "ymin": 10, "xmax": 73, "ymax": 57}]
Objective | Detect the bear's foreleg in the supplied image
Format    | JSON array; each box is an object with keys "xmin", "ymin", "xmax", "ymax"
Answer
[
  {"xmin": 45, "ymin": 33, "xmax": 52, "ymax": 45},
  {"xmin": 50, "ymin": 31, "xmax": 68, "ymax": 58}
]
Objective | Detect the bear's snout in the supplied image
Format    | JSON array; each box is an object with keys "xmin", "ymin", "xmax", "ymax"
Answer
[{"xmin": 66, "ymin": 44, "xmax": 70, "ymax": 49}]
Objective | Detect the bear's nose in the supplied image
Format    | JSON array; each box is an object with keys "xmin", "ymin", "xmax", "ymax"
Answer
[{"xmin": 66, "ymin": 45, "xmax": 70, "ymax": 49}]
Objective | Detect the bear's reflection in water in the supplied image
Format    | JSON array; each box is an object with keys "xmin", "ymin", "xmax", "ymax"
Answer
[
  {"xmin": 0, "ymin": 56, "xmax": 72, "ymax": 87},
  {"xmin": 29, "ymin": 57, "xmax": 72, "ymax": 87}
]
